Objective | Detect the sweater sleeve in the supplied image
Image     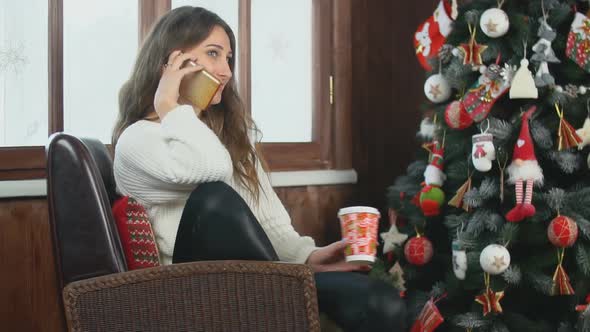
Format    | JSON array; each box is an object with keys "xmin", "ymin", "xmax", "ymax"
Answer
[
  {"xmin": 114, "ymin": 105, "xmax": 233, "ymax": 205},
  {"xmin": 249, "ymin": 162, "xmax": 319, "ymax": 264}
]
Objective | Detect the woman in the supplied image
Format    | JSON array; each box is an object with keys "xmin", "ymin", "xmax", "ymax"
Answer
[{"xmin": 113, "ymin": 6, "xmax": 405, "ymax": 331}]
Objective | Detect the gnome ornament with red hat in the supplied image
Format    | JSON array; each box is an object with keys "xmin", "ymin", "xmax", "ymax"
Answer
[{"xmin": 505, "ymin": 106, "xmax": 544, "ymax": 222}]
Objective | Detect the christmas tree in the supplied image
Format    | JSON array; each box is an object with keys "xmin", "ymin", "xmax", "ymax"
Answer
[{"xmin": 372, "ymin": 0, "xmax": 590, "ymax": 331}]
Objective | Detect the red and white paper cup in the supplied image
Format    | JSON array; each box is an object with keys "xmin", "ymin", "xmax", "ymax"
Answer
[{"xmin": 338, "ymin": 206, "xmax": 380, "ymax": 264}]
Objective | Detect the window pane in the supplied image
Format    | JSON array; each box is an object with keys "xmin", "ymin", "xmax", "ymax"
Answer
[
  {"xmin": 63, "ymin": 0, "xmax": 137, "ymax": 143},
  {"xmin": 0, "ymin": 1, "xmax": 48, "ymax": 147},
  {"xmin": 251, "ymin": 0, "xmax": 312, "ymax": 143},
  {"xmin": 171, "ymin": 0, "xmax": 240, "ymax": 81}
]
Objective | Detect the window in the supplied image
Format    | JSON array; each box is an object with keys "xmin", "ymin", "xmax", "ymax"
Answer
[
  {"xmin": 250, "ymin": 0, "xmax": 313, "ymax": 143},
  {"xmin": 0, "ymin": 1, "xmax": 49, "ymax": 147},
  {"xmin": 240, "ymin": 0, "xmax": 352, "ymax": 170},
  {"xmin": 0, "ymin": 0, "xmax": 352, "ymax": 180},
  {"xmin": 63, "ymin": 0, "xmax": 138, "ymax": 143}
]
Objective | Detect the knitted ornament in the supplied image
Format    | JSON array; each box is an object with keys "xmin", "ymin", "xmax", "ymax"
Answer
[
  {"xmin": 547, "ymin": 215, "xmax": 579, "ymax": 248},
  {"xmin": 414, "ymin": 0, "xmax": 454, "ymax": 71},
  {"xmin": 531, "ymin": 18, "xmax": 560, "ymax": 87},
  {"xmin": 462, "ymin": 62, "xmax": 512, "ymax": 123},
  {"xmin": 547, "ymin": 214, "xmax": 578, "ymax": 296},
  {"xmin": 380, "ymin": 223, "xmax": 408, "ymax": 254},
  {"xmin": 444, "ymin": 100, "xmax": 473, "ymax": 129},
  {"xmin": 420, "ymin": 185, "xmax": 445, "ymax": 217},
  {"xmin": 472, "ymin": 133, "xmax": 496, "ymax": 172},
  {"xmin": 509, "ymin": 57, "xmax": 538, "ymax": 99},
  {"xmin": 565, "ymin": 12, "xmax": 590, "ymax": 73},
  {"xmin": 479, "ymin": 244, "xmax": 510, "ymax": 275},
  {"xmin": 424, "ymin": 73, "xmax": 451, "ymax": 103},
  {"xmin": 423, "ymin": 139, "xmax": 446, "ymax": 186},
  {"xmin": 418, "ymin": 117, "xmax": 436, "ymax": 140},
  {"xmin": 479, "ymin": 7, "xmax": 509, "ymax": 38},
  {"xmin": 452, "ymin": 239, "xmax": 468, "ymax": 280},
  {"xmin": 505, "ymin": 106, "xmax": 543, "ymax": 222},
  {"xmin": 404, "ymin": 235, "xmax": 434, "ymax": 266}
]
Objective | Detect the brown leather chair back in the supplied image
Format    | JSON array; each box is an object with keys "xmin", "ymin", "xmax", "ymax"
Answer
[
  {"xmin": 78, "ymin": 137, "xmax": 120, "ymax": 205},
  {"xmin": 46, "ymin": 133, "xmax": 127, "ymax": 290}
]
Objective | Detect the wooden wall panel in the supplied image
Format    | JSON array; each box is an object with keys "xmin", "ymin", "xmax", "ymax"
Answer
[
  {"xmin": 139, "ymin": 0, "xmax": 171, "ymax": 43},
  {"xmin": 0, "ymin": 199, "xmax": 64, "ymax": 332},
  {"xmin": 351, "ymin": 0, "xmax": 436, "ymax": 209},
  {"xmin": 275, "ymin": 184, "xmax": 356, "ymax": 246}
]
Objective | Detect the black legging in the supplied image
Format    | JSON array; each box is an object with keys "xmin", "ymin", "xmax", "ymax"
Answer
[{"xmin": 172, "ymin": 182, "xmax": 406, "ymax": 331}]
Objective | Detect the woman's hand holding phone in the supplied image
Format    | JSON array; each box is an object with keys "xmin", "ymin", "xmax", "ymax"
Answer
[{"xmin": 154, "ymin": 50, "xmax": 204, "ymax": 119}]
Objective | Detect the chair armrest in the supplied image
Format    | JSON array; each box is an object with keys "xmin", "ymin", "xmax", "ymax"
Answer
[{"xmin": 63, "ymin": 261, "xmax": 320, "ymax": 332}]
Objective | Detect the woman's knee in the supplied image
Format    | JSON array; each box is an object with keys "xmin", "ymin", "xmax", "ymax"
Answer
[
  {"xmin": 187, "ymin": 181, "xmax": 245, "ymax": 213},
  {"xmin": 177, "ymin": 181, "xmax": 279, "ymax": 262}
]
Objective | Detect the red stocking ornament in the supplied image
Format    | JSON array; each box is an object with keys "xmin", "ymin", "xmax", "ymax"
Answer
[
  {"xmin": 414, "ymin": 0, "xmax": 454, "ymax": 71},
  {"xmin": 462, "ymin": 61, "xmax": 512, "ymax": 123},
  {"xmin": 444, "ymin": 100, "xmax": 472, "ymax": 129},
  {"xmin": 566, "ymin": 12, "xmax": 590, "ymax": 73}
]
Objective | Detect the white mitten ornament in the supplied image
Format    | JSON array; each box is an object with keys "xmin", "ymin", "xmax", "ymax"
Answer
[
  {"xmin": 452, "ymin": 239, "xmax": 468, "ymax": 280},
  {"xmin": 472, "ymin": 133, "xmax": 496, "ymax": 172}
]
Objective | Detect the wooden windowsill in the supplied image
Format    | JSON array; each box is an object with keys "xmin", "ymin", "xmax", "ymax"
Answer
[{"xmin": 0, "ymin": 169, "xmax": 357, "ymax": 199}]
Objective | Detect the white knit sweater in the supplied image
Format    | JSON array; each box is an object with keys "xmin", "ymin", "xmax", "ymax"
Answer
[{"xmin": 113, "ymin": 105, "xmax": 318, "ymax": 265}]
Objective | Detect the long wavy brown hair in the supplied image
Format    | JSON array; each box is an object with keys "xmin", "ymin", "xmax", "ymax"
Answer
[{"xmin": 113, "ymin": 6, "xmax": 264, "ymax": 200}]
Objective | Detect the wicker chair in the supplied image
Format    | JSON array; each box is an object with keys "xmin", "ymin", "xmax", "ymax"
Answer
[{"xmin": 46, "ymin": 133, "xmax": 320, "ymax": 332}]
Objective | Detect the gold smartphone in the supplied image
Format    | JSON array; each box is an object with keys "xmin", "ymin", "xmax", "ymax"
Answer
[{"xmin": 179, "ymin": 60, "xmax": 221, "ymax": 111}]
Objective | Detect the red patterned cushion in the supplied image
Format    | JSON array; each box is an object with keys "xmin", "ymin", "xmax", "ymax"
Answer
[{"xmin": 112, "ymin": 196, "xmax": 161, "ymax": 270}]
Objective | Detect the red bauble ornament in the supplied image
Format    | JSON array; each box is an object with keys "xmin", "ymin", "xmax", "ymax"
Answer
[
  {"xmin": 444, "ymin": 100, "xmax": 473, "ymax": 130},
  {"xmin": 404, "ymin": 236, "xmax": 434, "ymax": 266},
  {"xmin": 547, "ymin": 215, "xmax": 579, "ymax": 248}
]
